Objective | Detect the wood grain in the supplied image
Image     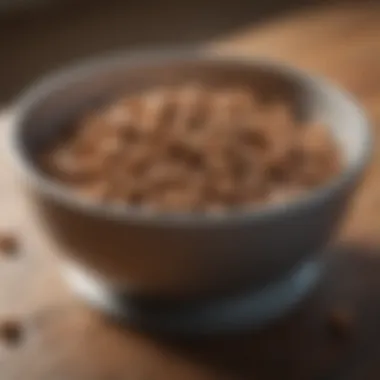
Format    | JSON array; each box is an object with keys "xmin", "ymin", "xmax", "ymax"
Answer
[{"xmin": 2, "ymin": 2, "xmax": 380, "ymax": 379}]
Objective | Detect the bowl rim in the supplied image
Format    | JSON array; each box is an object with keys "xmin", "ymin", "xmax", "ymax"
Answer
[{"xmin": 10, "ymin": 47, "xmax": 373, "ymax": 227}]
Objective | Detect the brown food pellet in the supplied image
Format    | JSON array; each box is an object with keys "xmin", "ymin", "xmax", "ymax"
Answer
[
  {"xmin": 0, "ymin": 234, "xmax": 18, "ymax": 256},
  {"xmin": 328, "ymin": 308, "xmax": 353, "ymax": 340},
  {"xmin": 39, "ymin": 84, "xmax": 342, "ymax": 212},
  {"xmin": 0, "ymin": 320, "xmax": 23, "ymax": 345}
]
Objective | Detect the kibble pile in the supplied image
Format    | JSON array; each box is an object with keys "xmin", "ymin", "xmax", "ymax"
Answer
[{"xmin": 40, "ymin": 84, "xmax": 341, "ymax": 212}]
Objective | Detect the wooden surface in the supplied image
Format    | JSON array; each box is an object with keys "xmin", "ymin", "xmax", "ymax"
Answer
[{"xmin": 2, "ymin": 2, "xmax": 380, "ymax": 379}]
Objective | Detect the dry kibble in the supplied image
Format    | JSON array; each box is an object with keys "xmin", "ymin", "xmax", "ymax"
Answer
[
  {"xmin": 300, "ymin": 123, "xmax": 335, "ymax": 154},
  {"xmin": 39, "ymin": 84, "xmax": 342, "ymax": 212},
  {"xmin": 267, "ymin": 186, "xmax": 304, "ymax": 204}
]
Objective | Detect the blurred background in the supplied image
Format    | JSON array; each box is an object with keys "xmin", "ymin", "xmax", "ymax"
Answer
[
  {"xmin": 0, "ymin": 0, "xmax": 354, "ymax": 103},
  {"xmin": 2, "ymin": 1, "xmax": 380, "ymax": 379}
]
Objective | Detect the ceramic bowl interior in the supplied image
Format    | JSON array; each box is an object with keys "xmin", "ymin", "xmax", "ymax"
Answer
[{"xmin": 12, "ymin": 52, "xmax": 370, "ymax": 223}]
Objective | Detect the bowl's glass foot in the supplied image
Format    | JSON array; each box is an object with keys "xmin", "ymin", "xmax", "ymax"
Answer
[{"xmin": 62, "ymin": 258, "xmax": 322, "ymax": 334}]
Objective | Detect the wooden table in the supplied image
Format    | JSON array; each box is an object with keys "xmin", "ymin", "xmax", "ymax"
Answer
[{"xmin": 2, "ymin": 2, "xmax": 380, "ymax": 379}]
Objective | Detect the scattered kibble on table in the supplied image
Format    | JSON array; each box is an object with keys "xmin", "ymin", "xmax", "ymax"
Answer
[
  {"xmin": 328, "ymin": 307, "xmax": 353, "ymax": 340},
  {"xmin": 0, "ymin": 320, "xmax": 23, "ymax": 346},
  {"xmin": 0, "ymin": 233, "xmax": 18, "ymax": 256}
]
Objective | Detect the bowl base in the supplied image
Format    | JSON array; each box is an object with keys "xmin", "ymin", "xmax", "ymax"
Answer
[{"xmin": 62, "ymin": 258, "xmax": 322, "ymax": 335}]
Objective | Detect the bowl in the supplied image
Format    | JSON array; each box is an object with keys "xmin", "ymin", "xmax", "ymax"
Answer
[{"xmin": 10, "ymin": 49, "xmax": 372, "ymax": 333}]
